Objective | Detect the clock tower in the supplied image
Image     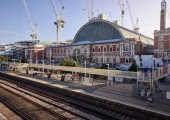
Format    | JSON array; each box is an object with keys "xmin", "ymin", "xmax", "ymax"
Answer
[{"xmin": 160, "ymin": 0, "xmax": 166, "ymax": 30}]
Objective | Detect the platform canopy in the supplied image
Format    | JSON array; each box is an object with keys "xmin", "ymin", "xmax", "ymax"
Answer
[
  {"xmin": 30, "ymin": 64, "xmax": 137, "ymax": 79},
  {"xmin": 0, "ymin": 62, "xmax": 137, "ymax": 79}
]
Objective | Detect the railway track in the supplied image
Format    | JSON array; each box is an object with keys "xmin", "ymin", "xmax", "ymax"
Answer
[
  {"xmin": 0, "ymin": 75, "xmax": 139, "ymax": 120},
  {"xmin": 0, "ymin": 78, "xmax": 100, "ymax": 120},
  {"xmin": 0, "ymin": 96, "xmax": 35, "ymax": 120}
]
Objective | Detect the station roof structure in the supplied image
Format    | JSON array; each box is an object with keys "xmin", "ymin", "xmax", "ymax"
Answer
[
  {"xmin": 4, "ymin": 63, "xmax": 137, "ymax": 79},
  {"xmin": 73, "ymin": 19, "xmax": 153, "ymax": 45}
]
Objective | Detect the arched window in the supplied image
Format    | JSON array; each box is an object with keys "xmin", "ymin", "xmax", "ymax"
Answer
[{"xmin": 74, "ymin": 21, "xmax": 122, "ymax": 43}]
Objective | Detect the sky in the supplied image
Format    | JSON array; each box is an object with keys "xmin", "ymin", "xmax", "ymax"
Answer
[{"xmin": 0, "ymin": 0, "xmax": 169, "ymax": 44}]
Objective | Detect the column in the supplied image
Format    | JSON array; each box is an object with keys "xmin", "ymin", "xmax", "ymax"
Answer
[
  {"xmin": 131, "ymin": 43, "xmax": 133, "ymax": 56},
  {"xmin": 122, "ymin": 44, "xmax": 124, "ymax": 56},
  {"xmin": 119, "ymin": 44, "xmax": 121, "ymax": 56}
]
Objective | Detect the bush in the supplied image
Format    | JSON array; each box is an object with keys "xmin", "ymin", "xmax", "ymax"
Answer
[
  {"xmin": 100, "ymin": 64, "xmax": 108, "ymax": 69},
  {"xmin": 0, "ymin": 55, "xmax": 11, "ymax": 62},
  {"xmin": 60, "ymin": 58, "xmax": 80, "ymax": 67},
  {"xmin": 128, "ymin": 61, "xmax": 137, "ymax": 72}
]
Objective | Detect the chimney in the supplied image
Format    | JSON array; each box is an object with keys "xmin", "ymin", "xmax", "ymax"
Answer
[{"xmin": 160, "ymin": 0, "xmax": 166, "ymax": 30}]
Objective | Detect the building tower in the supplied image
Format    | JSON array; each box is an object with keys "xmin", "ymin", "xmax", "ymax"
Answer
[{"xmin": 160, "ymin": 0, "xmax": 166, "ymax": 30}]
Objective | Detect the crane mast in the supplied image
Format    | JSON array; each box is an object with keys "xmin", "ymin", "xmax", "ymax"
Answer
[
  {"xmin": 126, "ymin": 0, "xmax": 139, "ymax": 32},
  {"xmin": 22, "ymin": 0, "xmax": 37, "ymax": 40},
  {"xmin": 51, "ymin": 0, "xmax": 65, "ymax": 45},
  {"xmin": 117, "ymin": 0, "xmax": 125, "ymax": 26},
  {"xmin": 126, "ymin": 1, "xmax": 134, "ymax": 29}
]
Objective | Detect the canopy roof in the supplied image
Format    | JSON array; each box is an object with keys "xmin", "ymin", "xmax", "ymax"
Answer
[{"xmin": 73, "ymin": 19, "xmax": 153, "ymax": 45}]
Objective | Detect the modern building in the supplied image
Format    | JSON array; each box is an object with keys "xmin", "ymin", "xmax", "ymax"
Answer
[
  {"xmin": 154, "ymin": 0, "xmax": 170, "ymax": 63},
  {"xmin": 46, "ymin": 14, "xmax": 153, "ymax": 68}
]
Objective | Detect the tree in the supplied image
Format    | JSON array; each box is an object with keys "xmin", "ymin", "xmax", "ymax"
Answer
[
  {"xmin": 100, "ymin": 64, "xmax": 108, "ymax": 69},
  {"xmin": 128, "ymin": 61, "xmax": 137, "ymax": 72},
  {"xmin": 60, "ymin": 58, "xmax": 80, "ymax": 67},
  {"xmin": 0, "ymin": 55, "xmax": 11, "ymax": 62}
]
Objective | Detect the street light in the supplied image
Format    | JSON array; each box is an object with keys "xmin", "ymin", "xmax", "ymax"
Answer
[
  {"xmin": 52, "ymin": 60, "xmax": 54, "ymax": 66},
  {"xmin": 42, "ymin": 60, "xmax": 44, "ymax": 77},
  {"xmin": 150, "ymin": 57, "xmax": 155, "ymax": 95},
  {"xmin": 19, "ymin": 60, "xmax": 21, "ymax": 72},
  {"xmin": 84, "ymin": 61, "xmax": 86, "ymax": 78},
  {"xmin": 106, "ymin": 64, "xmax": 109, "ymax": 86}
]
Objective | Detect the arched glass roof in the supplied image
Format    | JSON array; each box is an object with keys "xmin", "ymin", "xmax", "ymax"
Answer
[{"xmin": 73, "ymin": 21, "xmax": 123, "ymax": 43}]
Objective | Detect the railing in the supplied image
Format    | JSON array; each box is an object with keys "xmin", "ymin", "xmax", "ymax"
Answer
[{"xmin": 137, "ymin": 64, "xmax": 170, "ymax": 82}]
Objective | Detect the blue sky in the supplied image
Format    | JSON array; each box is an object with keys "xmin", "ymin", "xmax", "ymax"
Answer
[{"xmin": 0, "ymin": 0, "xmax": 169, "ymax": 44}]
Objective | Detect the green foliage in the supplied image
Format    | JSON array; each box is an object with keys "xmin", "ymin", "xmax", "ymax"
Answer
[
  {"xmin": 128, "ymin": 61, "xmax": 137, "ymax": 72},
  {"xmin": 60, "ymin": 58, "xmax": 80, "ymax": 67},
  {"xmin": 100, "ymin": 64, "xmax": 108, "ymax": 69},
  {"xmin": 0, "ymin": 55, "xmax": 11, "ymax": 62}
]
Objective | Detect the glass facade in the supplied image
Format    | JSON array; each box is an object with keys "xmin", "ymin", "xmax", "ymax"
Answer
[{"xmin": 74, "ymin": 21, "xmax": 123, "ymax": 43}]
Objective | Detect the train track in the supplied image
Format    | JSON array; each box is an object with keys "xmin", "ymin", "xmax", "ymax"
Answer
[
  {"xmin": 0, "ymin": 75, "xmax": 139, "ymax": 120},
  {"xmin": 0, "ymin": 96, "xmax": 35, "ymax": 120},
  {"xmin": 0, "ymin": 78, "xmax": 100, "ymax": 120}
]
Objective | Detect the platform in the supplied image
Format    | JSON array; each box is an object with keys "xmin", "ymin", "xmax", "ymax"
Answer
[{"xmin": 1, "ymin": 71, "xmax": 170, "ymax": 117}]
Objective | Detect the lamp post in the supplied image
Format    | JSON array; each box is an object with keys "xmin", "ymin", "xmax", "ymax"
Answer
[
  {"xmin": 50, "ymin": 49, "xmax": 52, "ymax": 65},
  {"xmin": 151, "ymin": 57, "xmax": 155, "ymax": 95},
  {"xmin": 19, "ymin": 60, "xmax": 21, "ymax": 72},
  {"xmin": 52, "ymin": 60, "xmax": 54, "ymax": 66},
  {"xmin": 85, "ymin": 61, "xmax": 86, "ymax": 78},
  {"xmin": 106, "ymin": 64, "xmax": 109, "ymax": 86},
  {"xmin": 42, "ymin": 60, "xmax": 44, "ymax": 77},
  {"xmin": 36, "ymin": 52, "xmax": 38, "ymax": 64}
]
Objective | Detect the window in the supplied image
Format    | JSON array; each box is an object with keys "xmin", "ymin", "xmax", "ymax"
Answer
[
  {"xmin": 74, "ymin": 21, "xmax": 123, "ymax": 43},
  {"xmin": 168, "ymin": 52, "xmax": 170, "ymax": 57},
  {"xmin": 158, "ymin": 42, "xmax": 163, "ymax": 50},
  {"xmin": 159, "ymin": 36, "xmax": 163, "ymax": 41},
  {"xmin": 158, "ymin": 52, "xmax": 163, "ymax": 58},
  {"xmin": 124, "ymin": 45, "xmax": 130, "ymax": 51},
  {"xmin": 116, "ymin": 45, "xmax": 120, "ymax": 51},
  {"xmin": 164, "ymin": 52, "xmax": 167, "ymax": 57},
  {"xmin": 93, "ymin": 48, "xmax": 95, "ymax": 52},
  {"xmin": 110, "ymin": 47, "xmax": 112, "ymax": 52},
  {"xmin": 104, "ymin": 47, "xmax": 106, "ymax": 52},
  {"xmin": 101, "ymin": 58, "xmax": 103, "ymax": 63},
  {"xmin": 98, "ymin": 48, "xmax": 100, "ymax": 52},
  {"xmin": 116, "ymin": 57, "xmax": 120, "ymax": 63},
  {"xmin": 107, "ymin": 58, "xmax": 110, "ymax": 63},
  {"xmin": 125, "ymin": 57, "xmax": 129, "ymax": 63}
]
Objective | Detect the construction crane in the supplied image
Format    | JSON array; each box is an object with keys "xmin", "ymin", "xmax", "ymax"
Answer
[
  {"xmin": 117, "ymin": 0, "xmax": 125, "ymax": 26},
  {"xmin": 91, "ymin": 0, "xmax": 94, "ymax": 18},
  {"xmin": 22, "ymin": 0, "xmax": 37, "ymax": 40},
  {"xmin": 126, "ymin": 1, "xmax": 139, "ymax": 32},
  {"xmin": 51, "ymin": 0, "xmax": 65, "ymax": 45},
  {"xmin": 134, "ymin": 18, "xmax": 139, "ymax": 32}
]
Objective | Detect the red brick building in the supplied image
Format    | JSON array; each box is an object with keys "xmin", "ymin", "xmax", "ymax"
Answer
[
  {"xmin": 46, "ymin": 14, "xmax": 153, "ymax": 67},
  {"xmin": 154, "ymin": 0, "xmax": 170, "ymax": 63}
]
